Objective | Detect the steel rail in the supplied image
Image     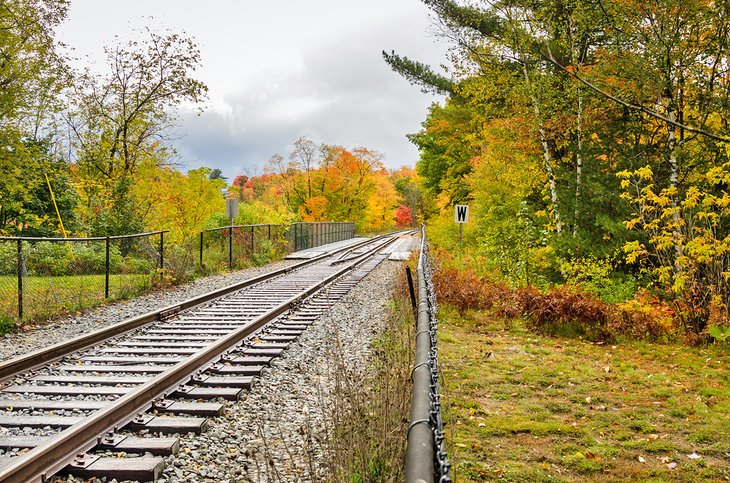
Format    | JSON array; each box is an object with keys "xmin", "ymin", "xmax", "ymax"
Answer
[
  {"xmin": 0, "ymin": 235, "xmax": 399, "ymax": 482},
  {"xmin": 0, "ymin": 235, "xmax": 386, "ymax": 383}
]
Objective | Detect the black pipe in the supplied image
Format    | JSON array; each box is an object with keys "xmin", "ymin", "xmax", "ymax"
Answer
[{"xmin": 405, "ymin": 227, "xmax": 435, "ymax": 482}]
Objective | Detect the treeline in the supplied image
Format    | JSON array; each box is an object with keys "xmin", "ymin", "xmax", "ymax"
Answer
[
  {"xmin": 231, "ymin": 137, "xmax": 424, "ymax": 233},
  {"xmin": 386, "ymin": 0, "xmax": 730, "ymax": 338},
  {"xmin": 0, "ymin": 1, "xmax": 420, "ymax": 247}
]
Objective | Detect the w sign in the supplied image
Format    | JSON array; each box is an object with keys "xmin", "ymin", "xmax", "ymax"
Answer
[{"xmin": 454, "ymin": 205, "xmax": 469, "ymax": 223}]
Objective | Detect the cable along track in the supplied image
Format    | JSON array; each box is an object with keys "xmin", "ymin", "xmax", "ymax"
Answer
[{"xmin": 0, "ymin": 233, "xmax": 405, "ymax": 482}]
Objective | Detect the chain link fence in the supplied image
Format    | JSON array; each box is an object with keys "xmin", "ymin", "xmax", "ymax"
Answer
[
  {"xmin": 199, "ymin": 224, "xmax": 290, "ymax": 272},
  {"xmin": 291, "ymin": 222, "xmax": 355, "ymax": 251},
  {"xmin": 0, "ymin": 222, "xmax": 358, "ymax": 324},
  {"xmin": 0, "ymin": 232, "xmax": 166, "ymax": 323}
]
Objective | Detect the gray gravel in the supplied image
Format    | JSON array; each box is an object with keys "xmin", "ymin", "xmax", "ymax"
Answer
[
  {"xmin": 0, "ymin": 260, "xmax": 296, "ymax": 362},
  {"xmin": 159, "ymin": 259, "xmax": 402, "ymax": 482}
]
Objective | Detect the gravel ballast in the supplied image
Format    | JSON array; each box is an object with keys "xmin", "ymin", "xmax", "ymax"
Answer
[{"xmin": 158, "ymin": 259, "xmax": 402, "ymax": 482}]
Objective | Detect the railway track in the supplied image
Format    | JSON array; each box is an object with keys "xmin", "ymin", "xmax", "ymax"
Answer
[{"xmin": 0, "ymin": 232, "xmax": 412, "ymax": 482}]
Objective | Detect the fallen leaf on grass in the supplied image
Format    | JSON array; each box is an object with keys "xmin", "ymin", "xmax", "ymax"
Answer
[
  {"xmin": 638, "ymin": 456, "xmax": 646, "ymax": 463},
  {"xmin": 603, "ymin": 366, "xmax": 610, "ymax": 373},
  {"xmin": 667, "ymin": 462, "xmax": 677, "ymax": 469},
  {"xmin": 585, "ymin": 451, "xmax": 601, "ymax": 462},
  {"xmin": 687, "ymin": 453, "xmax": 701, "ymax": 459}
]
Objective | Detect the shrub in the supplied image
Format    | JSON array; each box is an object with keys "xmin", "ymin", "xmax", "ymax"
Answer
[
  {"xmin": 0, "ymin": 315, "xmax": 18, "ymax": 336},
  {"xmin": 26, "ymin": 242, "xmax": 71, "ymax": 276},
  {"xmin": 433, "ymin": 266, "xmax": 487, "ymax": 314},
  {"xmin": 515, "ymin": 286, "xmax": 614, "ymax": 342},
  {"xmin": 70, "ymin": 244, "xmax": 122, "ymax": 274},
  {"xmin": 161, "ymin": 243, "xmax": 197, "ymax": 284},
  {"xmin": 0, "ymin": 242, "xmax": 18, "ymax": 275},
  {"xmin": 558, "ymin": 256, "xmax": 639, "ymax": 304},
  {"xmin": 122, "ymin": 256, "xmax": 153, "ymax": 274},
  {"xmin": 611, "ymin": 290, "xmax": 678, "ymax": 341}
]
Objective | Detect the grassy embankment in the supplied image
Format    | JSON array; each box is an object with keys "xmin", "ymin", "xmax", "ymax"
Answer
[
  {"xmin": 441, "ymin": 305, "xmax": 729, "ymax": 481},
  {"xmin": 0, "ymin": 273, "xmax": 151, "ymax": 332}
]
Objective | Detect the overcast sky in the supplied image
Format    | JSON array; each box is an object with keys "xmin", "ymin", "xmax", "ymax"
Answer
[{"xmin": 56, "ymin": 1, "xmax": 448, "ymax": 180}]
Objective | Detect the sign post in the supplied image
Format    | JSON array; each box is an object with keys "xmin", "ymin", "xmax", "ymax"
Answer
[{"xmin": 454, "ymin": 205, "xmax": 468, "ymax": 250}]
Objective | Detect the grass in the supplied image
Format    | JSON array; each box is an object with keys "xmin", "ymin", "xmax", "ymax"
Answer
[
  {"xmin": 0, "ymin": 273, "xmax": 153, "ymax": 323},
  {"xmin": 439, "ymin": 304, "xmax": 730, "ymax": 481},
  {"xmin": 321, "ymin": 267, "xmax": 413, "ymax": 481}
]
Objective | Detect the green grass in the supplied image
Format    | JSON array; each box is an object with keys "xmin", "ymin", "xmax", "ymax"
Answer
[
  {"xmin": 439, "ymin": 304, "xmax": 730, "ymax": 482},
  {"xmin": 0, "ymin": 273, "xmax": 152, "ymax": 322}
]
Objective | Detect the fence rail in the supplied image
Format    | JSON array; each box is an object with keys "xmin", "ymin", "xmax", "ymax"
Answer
[
  {"xmin": 405, "ymin": 226, "xmax": 451, "ymax": 482},
  {"xmin": 0, "ymin": 222, "xmax": 357, "ymax": 323}
]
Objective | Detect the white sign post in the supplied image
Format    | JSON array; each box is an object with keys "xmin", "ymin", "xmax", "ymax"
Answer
[
  {"xmin": 225, "ymin": 199, "xmax": 239, "ymax": 225},
  {"xmin": 455, "ymin": 205, "xmax": 468, "ymax": 250}
]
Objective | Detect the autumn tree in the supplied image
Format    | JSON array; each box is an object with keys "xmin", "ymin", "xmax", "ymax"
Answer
[
  {"xmin": 0, "ymin": 0, "xmax": 69, "ymax": 135},
  {"xmin": 394, "ymin": 204, "xmax": 413, "ymax": 227},
  {"xmin": 132, "ymin": 164, "xmax": 225, "ymax": 243},
  {"xmin": 69, "ymin": 28, "xmax": 208, "ymax": 235},
  {"xmin": 389, "ymin": 0, "xmax": 730, "ymax": 332},
  {"xmin": 263, "ymin": 139, "xmax": 390, "ymax": 230},
  {"xmin": 0, "ymin": 0, "xmax": 76, "ymax": 236}
]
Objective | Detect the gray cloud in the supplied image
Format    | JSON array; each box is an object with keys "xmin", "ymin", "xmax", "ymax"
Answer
[{"xmin": 172, "ymin": 10, "xmax": 446, "ymax": 180}]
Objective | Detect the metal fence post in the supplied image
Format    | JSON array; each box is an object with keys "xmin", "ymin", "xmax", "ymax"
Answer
[
  {"xmin": 17, "ymin": 239, "xmax": 22, "ymax": 320},
  {"xmin": 199, "ymin": 232, "xmax": 204, "ymax": 266},
  {"xmin": 229, "ymin": 226, "xmax": 233, "ymax": 270},
  {"xmin": 159, "ymin": 231, "xmax": 165, "ymax": 273},
  {"xmin": 251, "ymin": 225, "xmax": 255, "ymax": 256},
  {"xmin": 105, "ymin": 237, "xmax": 110, "ymax": 298},
  {"xmin": 267, "ymin": 224, "xmax": 271, "ymax": 240}
]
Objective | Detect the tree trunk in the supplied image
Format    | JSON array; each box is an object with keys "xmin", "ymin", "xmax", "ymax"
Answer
[
  {"xmin": 521, "ymin": 60, "xmax": 562, "ymax": 234},
  {"xmin": 574, "ymin": 89, "xmax": 583, "ymax": 238},
  {"xmin": 667, "ymin": 102, "xmax": 683, "ymax": 273}
]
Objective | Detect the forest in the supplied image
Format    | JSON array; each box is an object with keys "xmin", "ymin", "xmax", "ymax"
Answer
[{"xmin": 385, "ymin": 0, "xmax": 730, "ymax": 343}]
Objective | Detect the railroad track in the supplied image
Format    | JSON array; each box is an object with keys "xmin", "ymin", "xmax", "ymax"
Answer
[{"xmin": 0, "ymin": 233, "xmax": 411, "ymax": 482}]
